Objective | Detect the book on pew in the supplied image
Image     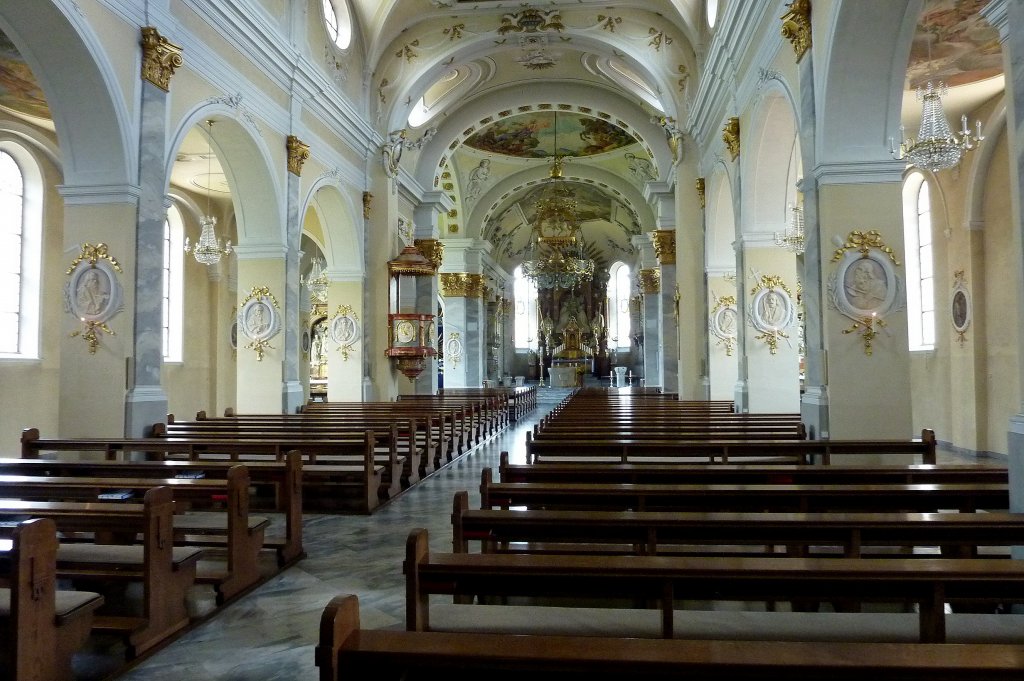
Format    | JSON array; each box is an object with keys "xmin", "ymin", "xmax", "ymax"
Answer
[
  {"xmin": 97, "ymin": 489, "xmax": 134, "ymax": 500},
  {"xmin": 174, "ymin": 471, "xmax": 206, "ymax": 479}
]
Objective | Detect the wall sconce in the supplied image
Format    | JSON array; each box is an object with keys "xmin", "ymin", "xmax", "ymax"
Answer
[{"xmin": 842, "ymin": 312, "xmax": 884, "ymax": 356}]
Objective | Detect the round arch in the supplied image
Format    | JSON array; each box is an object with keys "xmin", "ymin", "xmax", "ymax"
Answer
[
  {"xmin": 705, "ymin": 163, "xmax": 736, "ymax": 273},
  {"xmin": 0, "ymin": 3, "xmax": 133, "ymax": 187},
  {"xmin": 301, "ymin": 180, "xmax": 365, "ymax": 279},
  {"xmin": 167, "ymin": 109, "xmax": 284, "ymax": 248},
  {"xmin": 744, "ymin": 85, "xmax": 799, "ymax": 236}
]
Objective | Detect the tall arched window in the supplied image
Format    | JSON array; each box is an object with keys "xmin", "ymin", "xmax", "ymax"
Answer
[
  {"xmin": 903, "ymin": 173, "xmax": 934, "ymax": 351},
  {"xmin": 513, "ymin": 265, "xmax": 538, "ymax": 350},
  {"xmin": 162, "ymin": 205, "xmax": 185, "ymax": 362},
  {"xmin": 606, "ymin": 262, "xmax": 631, "ymax": 349},
  {"xmin": 0, "ymin": 145, "xmax": 41, "ymax": 358}
]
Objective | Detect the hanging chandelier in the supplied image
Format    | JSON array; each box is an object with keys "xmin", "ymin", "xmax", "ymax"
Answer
[
  {"xmin": 520, "ymin": 114, "xmax": 595, "ymax": 290},
  {"xmin": 774, "ymin": 202, "xmax": 805, "ymax": 255},
  {"xmin": 302, "ymin": 257, "xmax": 329, "ymax": 303},
  {"xmin": 890, "ymin": 81, "xmax": 983, "ymax": 172},
  {"xmin": 186, "ymin": 120, "xmax": 233, "ymax": 266}
]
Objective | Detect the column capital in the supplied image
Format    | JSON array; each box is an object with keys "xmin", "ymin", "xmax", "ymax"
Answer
[
  {"xmin": 651, "ymin": 230, "xmax": 676, "ymax": 266},
  {"xmin": 287, "ymin": 136, "xmax": 310, "ymax": 176},
  {"xmin": 440, "ymin": 273, "xmax": 486, "ymax": 298},
  {"xmin": 140, "ymin": 27, "xmax": 183, "ymax": 92},
  {"xmin": 638, "ymin": 268, "xmax": 662, "ymax": 295}
]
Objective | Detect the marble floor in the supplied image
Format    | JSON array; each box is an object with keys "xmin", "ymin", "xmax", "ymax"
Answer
[{"xmin": 112, "ymin": 388, "xmax": 574, "ymax": 681}]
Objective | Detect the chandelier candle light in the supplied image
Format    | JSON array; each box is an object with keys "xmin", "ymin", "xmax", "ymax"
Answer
[
  {"xmin": 186, "ymin": 120, "xmax": 233, "ymax": 265},
  {"xmin": 774, "ymin": 202, "xmax": 805, "ymax": 255},
  {"xmin": 890, "ymin": 81, "xmax": 983, "ymax": 172}
]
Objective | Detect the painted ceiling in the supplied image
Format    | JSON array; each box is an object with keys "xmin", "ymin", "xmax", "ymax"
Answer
[
  {"xmin": 906, "ymin": 0, "xmax": 1002, "ymax": 89},
  {"xmin": 0, "ymin": 29, "xmax": 50, "ymax": 120},
  {"xmin": 464, "ymin": 112, "xmax": 639, "ymax": 159}
]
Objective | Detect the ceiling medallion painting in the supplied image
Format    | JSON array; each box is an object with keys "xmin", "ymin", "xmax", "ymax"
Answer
[
  {"xmin": 907, "ymin": 0, "xmax": 1001, "ymax": 89},
  {"xmin": 0, "ymin": 29, "xmax": 50, "ymax": 120},
  {"xmin": 465, "ymin": 111, "xmax": 638, "ymax": 158}
]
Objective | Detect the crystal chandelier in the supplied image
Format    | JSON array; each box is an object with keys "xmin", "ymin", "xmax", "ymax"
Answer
[
  {"xmin": 890, "ymin": 81, "xmax": 983, "ymax": 172},
  {"xmin": 302, "ymin": 257, "xmax": 329, "ymax": 303},
  {"xmin": 774, "ymin": 202, "xmax": 805, "ymax": 255},
  {"xmin": 520, "ymin": 114, "xmax": 595, "ymax": 290},
  {"xmin": 185, "ymin": 120, "xmax": 232, "ymax": 266}
]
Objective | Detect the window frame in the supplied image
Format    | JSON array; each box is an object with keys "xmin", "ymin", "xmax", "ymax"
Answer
[
  {"xmin": 902, "ymin": 172, "xmax": 935, "ymax": 352},
  {"xmin": 162, "ymin": 204, "xmax": 185, "ymax": 363},
  {"xmin": 512, "ymin": 265, "xmax": 538, "ymax": 351},
  {"xmin": 0, "ymin": 143, "xmax": 42, "ymax": 361},
  {"xmin": 607, "ymin": 261, "xmax": 632, "ymax": 350},
  {"xmin": 322, "ymin": 0, "xmax": 353, "ymax": 51}
]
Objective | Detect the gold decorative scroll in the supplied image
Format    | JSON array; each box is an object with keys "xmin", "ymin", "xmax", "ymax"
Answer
[
  {"xmin": 414, "ymin": 238, "xmax": 444, "ymax": 271},
  {"xmin": 652, "ymin": 230, "xmax": 677, "ymax": 266},
  {"xmin": 362, "ymin": 192, "xmax": 373, "ymax": 219},
  {"xmin": 696, "ymin": 177, "xmax": 706, "ymax": 209},
  {"xmin": 722, "ymin": 117, "xmax": 740, "ymax": 161},
  {"xmin": 749, "ymin": 274, "xmax": 793, "ymax": 355},
  {"xmin": 287, "ymin": 136, "xmax": 310, "ymax": 176},
  {"xmin": 638, "ymin": 268, "xmax": 661, "ymax": 295},
  {"xmin": 831, "ymin": 230, "xmax": 901, "ymax": 266},
  {"xmin": 440, "ymin": 273, "xmax": 486, "ymax": 298},
  {"xmin": 140, "ymin": 27, "xmax": 183, "ymax": 91},
  {"xmin": 781, "ymin": 0, "xmax": 812, "ymax": 63}
]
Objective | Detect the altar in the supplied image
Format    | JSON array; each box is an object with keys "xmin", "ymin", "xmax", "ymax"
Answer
[{"xmin": 548, "ymin": 365, "xmax": 580, "ymax": 388}]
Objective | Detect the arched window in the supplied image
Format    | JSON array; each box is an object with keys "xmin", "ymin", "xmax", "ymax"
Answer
[
  {"xmin": 903, "ymin": 173, "xmax": 934, "ymax": 351},
  {"xmin": 322, "ymin": 0, "xmax": 353, "ymax": 50},
  {"xmin": 606, "ymin": 262, "xmax": 631, "ymax": 349},
  {"xmin": 0, "ymin": 146, "xmax": 41, "ymax": 358},
  {"xmin": 513, "ymin": 265, "xmax": 538, "ymax": 350},
  {"xmin": 162, "ymin": 205, "xmax": 185, "ymax": 362}
]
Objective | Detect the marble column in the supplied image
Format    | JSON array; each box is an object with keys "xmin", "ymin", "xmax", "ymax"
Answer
[
  {"xmin": 411, "ymin": 192, "xmax": 452, "ymax": 394},
  {"xmin": 983, "ymin": 0, "xmax": 1024, "ymax": 526},
  {"xmin": 124, "ymin": 78, "xmax": 170, "ymax": 436},
  {"xmin": 281, "ymin": 156, "xmax": 304, "ymax": 414},
  {"xmin": 438, "ymin": 275, "xmax": 485, "ymax": 388},
  {"xmin": 632, "ymin": 235, "xmax": 660, "ymax": 387},
  {"xmin": 794, "ymin": 47, "xmax": 830, "ymax": 439},
  {"xmin": 651, "ymin": 228, "xmax": 678, "ymax": 393}
]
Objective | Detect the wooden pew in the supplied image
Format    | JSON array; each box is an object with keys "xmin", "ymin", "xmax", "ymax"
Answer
[
  {"xmin": 316, "ymin": 593, "xmax": 1024, "ymax": 681},
  {"xmin": 16, "ymin": 433, "xmax": 304, "ymax": 565},
  {"xmin": 301, "ymin": 402, "xmax": 460, "ymax": 459},
  {"xmin": 202, "ymin": 411, "xmax": 429, "ymax": 482},
  {"xmin": 525, "ymin": 429, "xmax": 938, "ymax": 465},
  {"xmin": 0, "ymin": 468, "xmax": 266, "ymax": 604},
  {"xmin": 157, "ymin": 419, "xmax": 404, "ymax": 500},
  {"xmin": 499, "ymin": 452, "xmax": 1005, "ymax": 486},
  {"xmin": 404, "ymin": 528, "xmax": 1024, "ymax": 643},
  {"xmin": 0, "ymin": 518, "xmax": 103, "ymax": 681},
  {"xmin": 452, "ymin": 491, "xmax": 1024, "ymax": 559},
  {"xmin": 0, "ymin": 488, "xmax": 201, "ymax": 658},
  {"xmin": 479, "ymin": 469, "xmax": 1008, "ymax": 514},
  {"xmin": 146, "ymin": 426, "xmax": 382, "ymax": 513}
]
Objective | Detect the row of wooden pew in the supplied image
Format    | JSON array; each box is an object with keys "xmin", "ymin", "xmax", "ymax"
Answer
[{"xmin": 317, "ymin": 390, "xmax": 1024, "ymax": 679}]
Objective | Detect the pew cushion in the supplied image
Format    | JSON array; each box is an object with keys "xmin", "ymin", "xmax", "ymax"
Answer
[
  {"xmin": 0, "ymin": 587, "xmax": 104, "ymax": 622},
  {"xmin": 427, "ymin": 604, "xmax": 1024, "ymax": 643},
  {"xmin": 57, "ymin": 543, "xmax": 203, "ymax": 569}
]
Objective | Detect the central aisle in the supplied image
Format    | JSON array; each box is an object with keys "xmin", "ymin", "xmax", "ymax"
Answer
[{"xmin": 118, "ymin": 390, "xmax": 567, "ymax": 680}]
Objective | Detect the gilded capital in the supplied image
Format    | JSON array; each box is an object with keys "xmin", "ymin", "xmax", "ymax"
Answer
[
  {"xmin": 781, "ymin": 0, "xmax": 812, "ymax": 62},
  {"xmin": 695, "ymin": 177, "xmax": 705, "ymax": 209},
  {"xmin": 287, "ymin": 136, "xmax": 310, "ymax": 176},
  {"xmin": 722, "ymin": 117, "xmax": 740, "ymax": 161},
  {"xmin": 440, "ymin": 273, "xmax": 486, "ymax": 298},
  {"xmin": 414, "ymin": 238, "xmax": 444, "ymax": 271},
  {"xmin": 140, "ymin": 27, "xmax": 183, "ymax": 92},
  {"xmin": 638, "ymin": 268, "xmax": 661, "ymax": 295},
  {"xmin": 651, "ymin": 230, "xmax": 676, "ymax": 266}
]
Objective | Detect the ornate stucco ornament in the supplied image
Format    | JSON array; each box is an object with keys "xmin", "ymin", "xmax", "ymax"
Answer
[
  {"xmin": 238, "ymin": 286, "xmax": 281, "ymax": 361},
  {"xmin": 722, "ymin": 117, "xmax": 740, "ymax": 161},
  {"xmin": 638, "ymin": 268, "xmax": 661, "ymax": 295},
  {"xmin": 64, "ymin": 243, "xmax": 124, "ymax": 354},
  {"xmin": 498, "ymin": 8, "xmax": 565, "ymax": 34},
  {"xmin": 748, "ymin": 274, "xmax": 795, "ymax": 356},
  {"xmin": 440, "ymin": 273, "xmax": 486, "ymax": 298},
  {"xmin": 330, "ymin": 304, "xmax": 360, "ymax": 362},
  {"xmin": 696, "ymin": 178, "xmax": 706, "ymax": 209},
  {"xmin": 828, "ymin": 230, "xmax": 904, "ymax": 356},
  {"xmin": 140, "ymin": 27, "xmax": 183, "ymax": 91},
  {"xmin": 709, "ymin": 293, "xmax": 738, "ymax": 356},
  {"xmin": 287, "ymin": 136, "xmax": 310, "ymax": 176},
  {"xmin": 781, "ymin": 0, "xmax": 812, "ymax": 62},
  {"xmin": 651, "ymin": 230, "xmax": 676, "ymax": 266},
  {"xmin": 414, "ymin": 239, "xmax": 444, "ymax": 272}
]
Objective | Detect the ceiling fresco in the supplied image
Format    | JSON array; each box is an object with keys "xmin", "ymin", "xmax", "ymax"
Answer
[
  {"xmin": 464, "ymin": 111, "xmax": 639, "ymax": 159},
  {"xmin": 907, "ymin": 0, "xmax": 1002, "ymax": 89},
  {"xmin": 0, "ymin": 29, "xmax": 49, "ymax": 120}
]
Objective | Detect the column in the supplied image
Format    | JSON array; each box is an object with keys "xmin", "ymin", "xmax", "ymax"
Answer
[
  {"xmin": 651, "ymin": 227, "xmax": 678, "ymax": 394},
  {"xmin": 982, "ymin": 0, "xmax": 1024, "ymax": 523},
  {"xmin": 281, "ymin": 135, "xmax": 310, "ymax": 414},
  {"xmin": 125, "ymin": 27, "xmax": 181, "ymax": 436},
  {"xmin": 326, "ymin": 276, "xmax": 364, "ymax": 401},
  {"xmin": 411, "ymin": 192, "xmax": 451, "ymax": 395},
  {"xmin": 234, "ymin": 246, "xmax": 287, "ymax": 412},
  {"xmin": 439, "ymin": 273, "xmax": 486, "ymax": 387}
]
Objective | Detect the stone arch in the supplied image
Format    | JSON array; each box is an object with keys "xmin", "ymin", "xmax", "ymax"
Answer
[
  {"xmin": 0, "ymin": 3, "xmax": 132, "ymax": 187},
  {"xmin": 168, "ymin": 107, "xmax": 284, "ymax": 248},
  {"xmin": 744, "ymin": 84, "xmax": 799, "ymax": 236},
  {"xmin": 301, "ymin": 179, "xmax": 365, "ymax": 278},
  {"xmin": 705, "ymin": 163, "xmax": 737, "ymax": 273},
  {"xmin": 817, "ymin": 0, "xmax": 918, "ymax": 172},
  {"xmin": 963, "ymin": 99, "xmax": 1007, "ymax": 232},
  {"xmin": 411, "ymin": 82, "xmax": 676, "ymax": 189}
]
